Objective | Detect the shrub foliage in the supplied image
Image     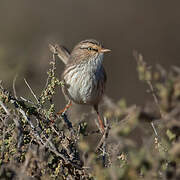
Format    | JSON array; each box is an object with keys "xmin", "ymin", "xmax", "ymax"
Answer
[{"xmin": 0, "ymin": 51, "xmax": 180, "ymax": 179}]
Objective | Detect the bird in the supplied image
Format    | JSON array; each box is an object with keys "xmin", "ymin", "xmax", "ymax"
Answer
[{"xmin": 49, "ymin": 39, "xmax": 110, "ymax": 133}]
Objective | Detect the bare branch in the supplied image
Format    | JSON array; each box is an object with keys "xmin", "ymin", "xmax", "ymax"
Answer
[
  {"xmin": 24, "ymin": 78, "xmax": 39, "ymax": 104},
  {"xmin": 13, "ymin": 74, "xmax": 18, "ymax": 99},
  {"xmin": 0, "ymin": 100, "xmax": 10, "ymax": 115}
]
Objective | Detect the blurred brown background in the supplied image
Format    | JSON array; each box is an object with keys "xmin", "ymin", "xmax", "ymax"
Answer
[{"xmin": 0, "ymin": 0, "xmax": 180, "ymax": 107}]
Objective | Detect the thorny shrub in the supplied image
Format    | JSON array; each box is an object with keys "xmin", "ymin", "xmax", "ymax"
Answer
[{"xmin": 0, "ymin": 51, "xmax": 180, "ymax": 179}]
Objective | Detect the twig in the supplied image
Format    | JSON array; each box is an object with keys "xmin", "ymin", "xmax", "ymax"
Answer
[
  {"xmin": 146, "ymin": 80, "xmax": 162, "ymax": 137},
  {"xmin": 45, "ymin": 136, "xmax": 69, "ymax": 163},
  {"xmin": 13, "ymin": 74, "xmax": 18, "ymax": 99},
  {"xmin": 16, "ymin": 104, "xmax": 72, "ymax": 164},
  {"xmin": 18, "ymin": 107, "xmax": 43, "ymax": 141},
  {"xmin": 151, "ymin": 122, "xmax": 158, "ymax": 136},
  {"xmin": 42, "ymin": 47, "xmax": 57, "ymax": 94},
  {"xmin": 0, "ymin": 100, "xmax": 24, "ymax": 149},
  {"xmin": 0, "ymin": 100, "xmax": 10, "ymax": 115},
  {"xmin": 96, "ymin": 121, "xmax": 109, "ymax": 152},
  {"xmin": 96, "ymin": 118, "xmax": 110, "ymax": 167},
  {"xmin": 52, "ymin": 52, "xmax": 56, "ymax": 74},
  {"xmin": 133, "ymin": 51, "xmax": 162, "ymax": 137},
  {"xmin": 95, "ymin": 118, "xmax": 101, "ymax": 133},
  {"xmin": 1, "ymin": 126, "xmax": 5, "ymax": 160},
  {"xmin": 147, "ymin": 80, "xmax": 163, "ymax": 118},
  {"xmin": 15, "ymin": 101, "xmax": 79, "ymax": 167},
  {"xmin": 24, "ymin": 78, "xmax": 39, "ymax": 104},
  {"xmin": 20, "ymin": 96, "xmax": 36, "ymax": 105}
]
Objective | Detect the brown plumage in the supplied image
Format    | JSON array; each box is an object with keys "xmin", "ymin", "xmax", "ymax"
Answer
[{"xmin": 49, "ymin": 39, "xmax": 110, "ymax": 133}]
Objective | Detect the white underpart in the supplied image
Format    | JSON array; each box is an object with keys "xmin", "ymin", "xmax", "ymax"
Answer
[{"xmin": 64, "ymin": 53, "xmax": 104, "ymax": 104}]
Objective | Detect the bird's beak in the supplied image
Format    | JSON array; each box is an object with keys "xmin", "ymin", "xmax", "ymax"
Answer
[{"xmin": 100, "ymin": 48, "xmax": 111, "ymax": 53}]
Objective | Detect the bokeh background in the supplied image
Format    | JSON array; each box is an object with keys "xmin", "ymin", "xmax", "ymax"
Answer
[{"xmin": 0, "ymin": 0, "xmax": 180, "ymax": 107}]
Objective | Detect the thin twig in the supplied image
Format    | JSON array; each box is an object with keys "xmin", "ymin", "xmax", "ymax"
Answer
[
  {"xmin": 0, "ymin": 100, "xmax": 10, "ymax": 115},
  {"xmin": 146, "ymin": 80, "xmax": 162, "ymax": 137},
  {"xmin": 0, "ymin": 100, "xmax": 23, "ymax": 148},
  {"xmin": 96, "ymin": 118, "xmax": 110, "ymax": 167},
  {"xmin": 147, "ymin": 80, "xmax": 163, "ymax": 118},
  {"xmin": 16, "ymin": 104, "xmax": 71, "ymax": 164},
  {"xmin": 13, "ymin": 74, "xmax": 18, "ymax": 99},
  {"xmin": 20, "ymin": 96, "xmax": 36, "ymax": 105},
  {"xmin": 151, "ymin": 122, "xmax": 158, "ymax": 136},
  {"xmin": 42, "ymin": 48, "xmax": 56, "ymax": 94},
  {"xmin": 24, "ymin": 78, "xmax": 39, "ymax": 104},
  {"xmin": 133, "ymin": 51, "xmax": 162, "ymax": 137},
  {"xmin": 96, "ymin": 118, "xmax": 109, "ymax": 151}
]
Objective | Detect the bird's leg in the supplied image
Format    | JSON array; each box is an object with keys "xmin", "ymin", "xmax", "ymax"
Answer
[
  {"xmin": 94, "ymin": 105, "xmax": 105, "ymax": 134},
  {"xmin": 57, "ymin": 100, "xmax": 72, "ymax": 115},
  {"xmin": 97, "ymin": 112, "xmax": 105, "ymax": 134}
]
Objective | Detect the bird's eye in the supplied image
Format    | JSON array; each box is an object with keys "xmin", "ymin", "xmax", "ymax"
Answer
[
  {"xmin": 87, "ymin": 47, "xmax": 98, "ymax": 52},
  {"xmin": 87, "ymin": 47, "xmax": 92, "ymax": 51}
]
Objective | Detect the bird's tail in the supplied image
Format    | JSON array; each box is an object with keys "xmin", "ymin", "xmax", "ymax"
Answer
[{"xmin": 49, "ymin": 44, "xmax": 70, "ymax": 65}]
